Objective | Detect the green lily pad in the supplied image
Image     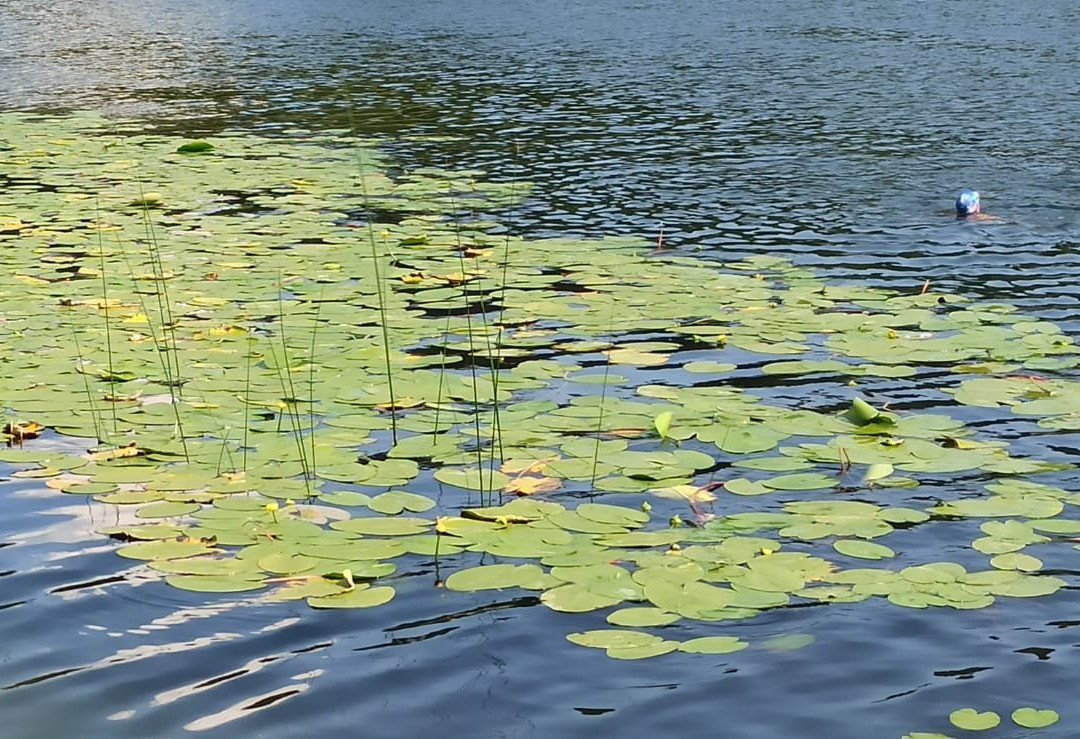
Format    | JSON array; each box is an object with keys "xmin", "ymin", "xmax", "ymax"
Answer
[
  {"xmin": 330, "ymin": 517, "xmax": 431, "ymax": 536},
  {"xmin": 949, "ymin": 708, "xmax": 1000, "ymax": 731},
  {"xmin": 677, "ymin": 636, "xmax": 749, "ymax": 654},
  {"xmin": 1010, "ymin": 707, "xmax": 1059, "ymax": 729},
  {"xmin": 136, "ymin": 501, "xmax": 200, "ymax": 519},
  {"xmin": 566, "ymin": 629, "xmax": 662, "ymax": 650},
  {"xmin": 833, "ymin": 539, "xmax": 895, "ymax": 560},
  {"xmin": 308, "ymin": 585, "xmax": 396, "ymax": 609},
  {"xmin": 606, "ymin": 640, "xmax": 679, "ymax": 660},
  {"xmin": 165, "ymin": 574, "xmax": 266, "ymax": 593},
  {"xmin": 575, "ymin": 502, "xmax": 650, "ymax": 528},
  {"xmin": 318, "ymin": 491, "xmax": 373, "ymax": 507},
  {"xmin": 763, "ymin": 473, "xmax": 836, "ymax": 491},
  {"xmin": 989, "ymin": 552, "xmax": 1042, "ymax": 572},
  {"xmin": 117, "ymin": 540, "xmax": 219, "ymax": 561},
  {"xmin": 434, "ymin": 466, "xmax": 510, "ymax": 491},
  {"xmin": 541, "ymin": 583, "xmax": 622, "ymax": 613},
  {"xmin": 606, "ymin": 607, "xmax": 681, "ymax": 628},
  {"xmin": 444, "ymin": 564, "xmax": 541, "ymax": 592},
  {"xmin": 367, "ymin": 491, "xmax": 436, "ymax": 515}
]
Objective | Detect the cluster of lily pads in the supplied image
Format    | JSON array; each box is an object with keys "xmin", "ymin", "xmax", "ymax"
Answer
[
  {"xmin": 903, "ymin": 705, "xmax": 1060, "ymax": 736},
  {"xmin": 3, "ymin": 112, "xmax": 1080, "ymax": 664}
]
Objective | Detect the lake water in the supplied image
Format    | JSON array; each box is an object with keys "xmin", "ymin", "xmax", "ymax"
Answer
[{"xmin": 3, "ymin": 1, "xmax": 1080, "ymax": 737}]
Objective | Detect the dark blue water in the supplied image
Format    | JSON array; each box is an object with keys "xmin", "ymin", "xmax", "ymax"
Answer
[{"xmin": 3, "ymin": 1, "xmax": 1080, "ymax": 736}]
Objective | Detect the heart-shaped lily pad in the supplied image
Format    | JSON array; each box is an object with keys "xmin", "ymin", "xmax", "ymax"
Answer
[
  {"xmin": 1010, "ymin": 707, "xmax": 1059, "ymax": 729},
  {"xmin": 949, "ymin": 708, "xmax": 1000, "ymax": 731}
]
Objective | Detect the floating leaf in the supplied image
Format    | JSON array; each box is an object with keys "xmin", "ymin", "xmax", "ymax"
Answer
[
  {"xmin": 434, "ymin": 466, "xmax": 511, "ymax": 490},
  {"xmin": 504, "ymin": 475, "xmax": 562, "ymax": 496},
  {"xmin": 678, "ymin": 636, "xmax": 749, "ymax": 654},
  {"xmin": 762, "ymin": 633, "xmax": 815, "ymax": 651},
  {"xmin": 308, "ymin": 585, "xmax": 396, "ymax": 609},
  {"xmin": 764, "ymin": 473, "xmax": 836, "ymax": 491},
  {"xmin": 319, "ymin": 491, "xmax": 373, "ymax": 507},
  {"xmin": 1010, "ymin": 707, "xmax": 1059, "ymax": 729},
  {"xmin": 445, "ymin": 564, "xmax": 539, "ymax": 592},
  {"xmin": 367, "ymin": 491, "xmax": 435, "ymax": 515},
  {"xmin": 566, "ymin": 630, "xmax": 662, "ymax": 650},
  {"xmin": 833, "ymin": 540, "xmax": 895, "ymax": 560},
  {"xmin": 541, "ymin": 583, "xmax": 621, "ymax": 613},
  {"xmin": 653, "ymin": 411, "xmax": 673, "ymax": 439},
  {"xmin": 176, "ymin": 140, "xmax": 214, "ymax": 153},
  {"xmin": 330, "ymin": 517, "xmax": 431, "ymax": 536},
  {"xmin": 165, "ymin": 575, "xmax": 266, "ymax": 593},
  {"xmin": 117, "ymin": 540, "xmax": 219, "ymax": 561},
  {"xmin": 136, "ymin": 501, "xmax": 200, "ymax": 519},
  {"xmin": 606, "ymin": 607, "xmax": 681, "ymax": 628},
  {"xmin": 863, "ymin": 463, "xmax": 894, "ymax": 483},
  {"xmin": 949, "ymin": 709, "xmax": 1000, "ymax": 731},
  {"xmin": 606, "ymin": 640, "xmax": 679, "ymax": 660}
]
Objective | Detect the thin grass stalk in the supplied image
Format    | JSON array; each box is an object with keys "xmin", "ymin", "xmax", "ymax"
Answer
[
  {"xmin": 447, "ymin": 191, "xmax": 490, "ymax": 504},
  {"xmin": 135, "ymin": 185, "xmax": 182, "ymax": 397},
  {"xmin": 347, "ymin": 112, "xmax": 398, "ymax": 444},
  {"xmin": 590, "ymin": 303, "xmax": 618, "ymax": 492},
  {"xmin": 273, "ymin": 275, "xmax": 313, "ymax": 497},
  {"xmin": 112, "ymin": 231, "xmax": 189, "ymax": 461},
  {"xmin": 448, "ymin": 184, "xmax": 506, "ymax": 498},
  {"xmin": 93, "ymin": 198, "xmax": 117, "ymax": 432},
  {"xmin": 489, "ymin": 150, "xmax": 522, "ymax": 466},
  {"xmin": 70, "ymin": 324, "xmax": 102, "ymax": 443},
  {"xmin": 431, "ymin": 310, "xmax": 453, "ymax": 437},
  {"xmin": 306, "ymin": 297, "xmax": 323, "ymax": 483},
  {"xmin": 215, "ymin": 427, "xmax": 232, "ymax": 476},
  {"xmin": 242, "ymin": 334, "xmax": 254, "ymax": 473}
]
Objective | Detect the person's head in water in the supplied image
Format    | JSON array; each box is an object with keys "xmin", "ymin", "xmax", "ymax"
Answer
[{"xmin": 956, "ymin": 190, "xmax": 981, "ymax": 217}]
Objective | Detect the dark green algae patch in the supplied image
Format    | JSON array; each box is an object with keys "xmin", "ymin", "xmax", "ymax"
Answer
[{"xmin": 4, "ymin": 111, "xmax": 1080, "ymax": 662}]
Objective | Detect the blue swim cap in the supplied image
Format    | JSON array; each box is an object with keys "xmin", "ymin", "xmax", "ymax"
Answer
[{"xmin": 956, "ymin": 190, "xmax": 980, "ymax": 215}]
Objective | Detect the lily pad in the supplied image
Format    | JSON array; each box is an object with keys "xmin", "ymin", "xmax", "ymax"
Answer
[
  {"xmin": 949, "ymin": 708, "xmax": 1000, "ymax": 731},
  {"xmin": 1010, "ymin": 707, "xmax": 1059, "ymax": 729},
  {"xmin": 677, "ymin": 636, "xmax": 749, "ymax": 654},
  {"xmin": 308, "ymin": 585, "xmax": 396, "ymax": 609}
]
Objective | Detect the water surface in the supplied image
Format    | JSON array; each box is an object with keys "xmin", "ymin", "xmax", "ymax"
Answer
[{"xmin": 2, "ymin": 1, "xmax": 1080, "ymax": 737}]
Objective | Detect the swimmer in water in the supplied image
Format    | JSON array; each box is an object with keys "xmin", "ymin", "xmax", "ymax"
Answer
[{"xmin": 955, "ymin": 190, "xmax": 1003, "ymax": 221}]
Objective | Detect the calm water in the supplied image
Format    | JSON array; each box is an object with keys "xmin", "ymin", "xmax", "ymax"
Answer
[{"xmin": 3, "ymin": 1, "xmax": 1080, "ymax": 737}]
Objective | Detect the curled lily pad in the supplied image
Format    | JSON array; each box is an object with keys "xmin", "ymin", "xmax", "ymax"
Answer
[{"xmin": 176, "ymin": 140, "xmax": 214, "ymax": 153}]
